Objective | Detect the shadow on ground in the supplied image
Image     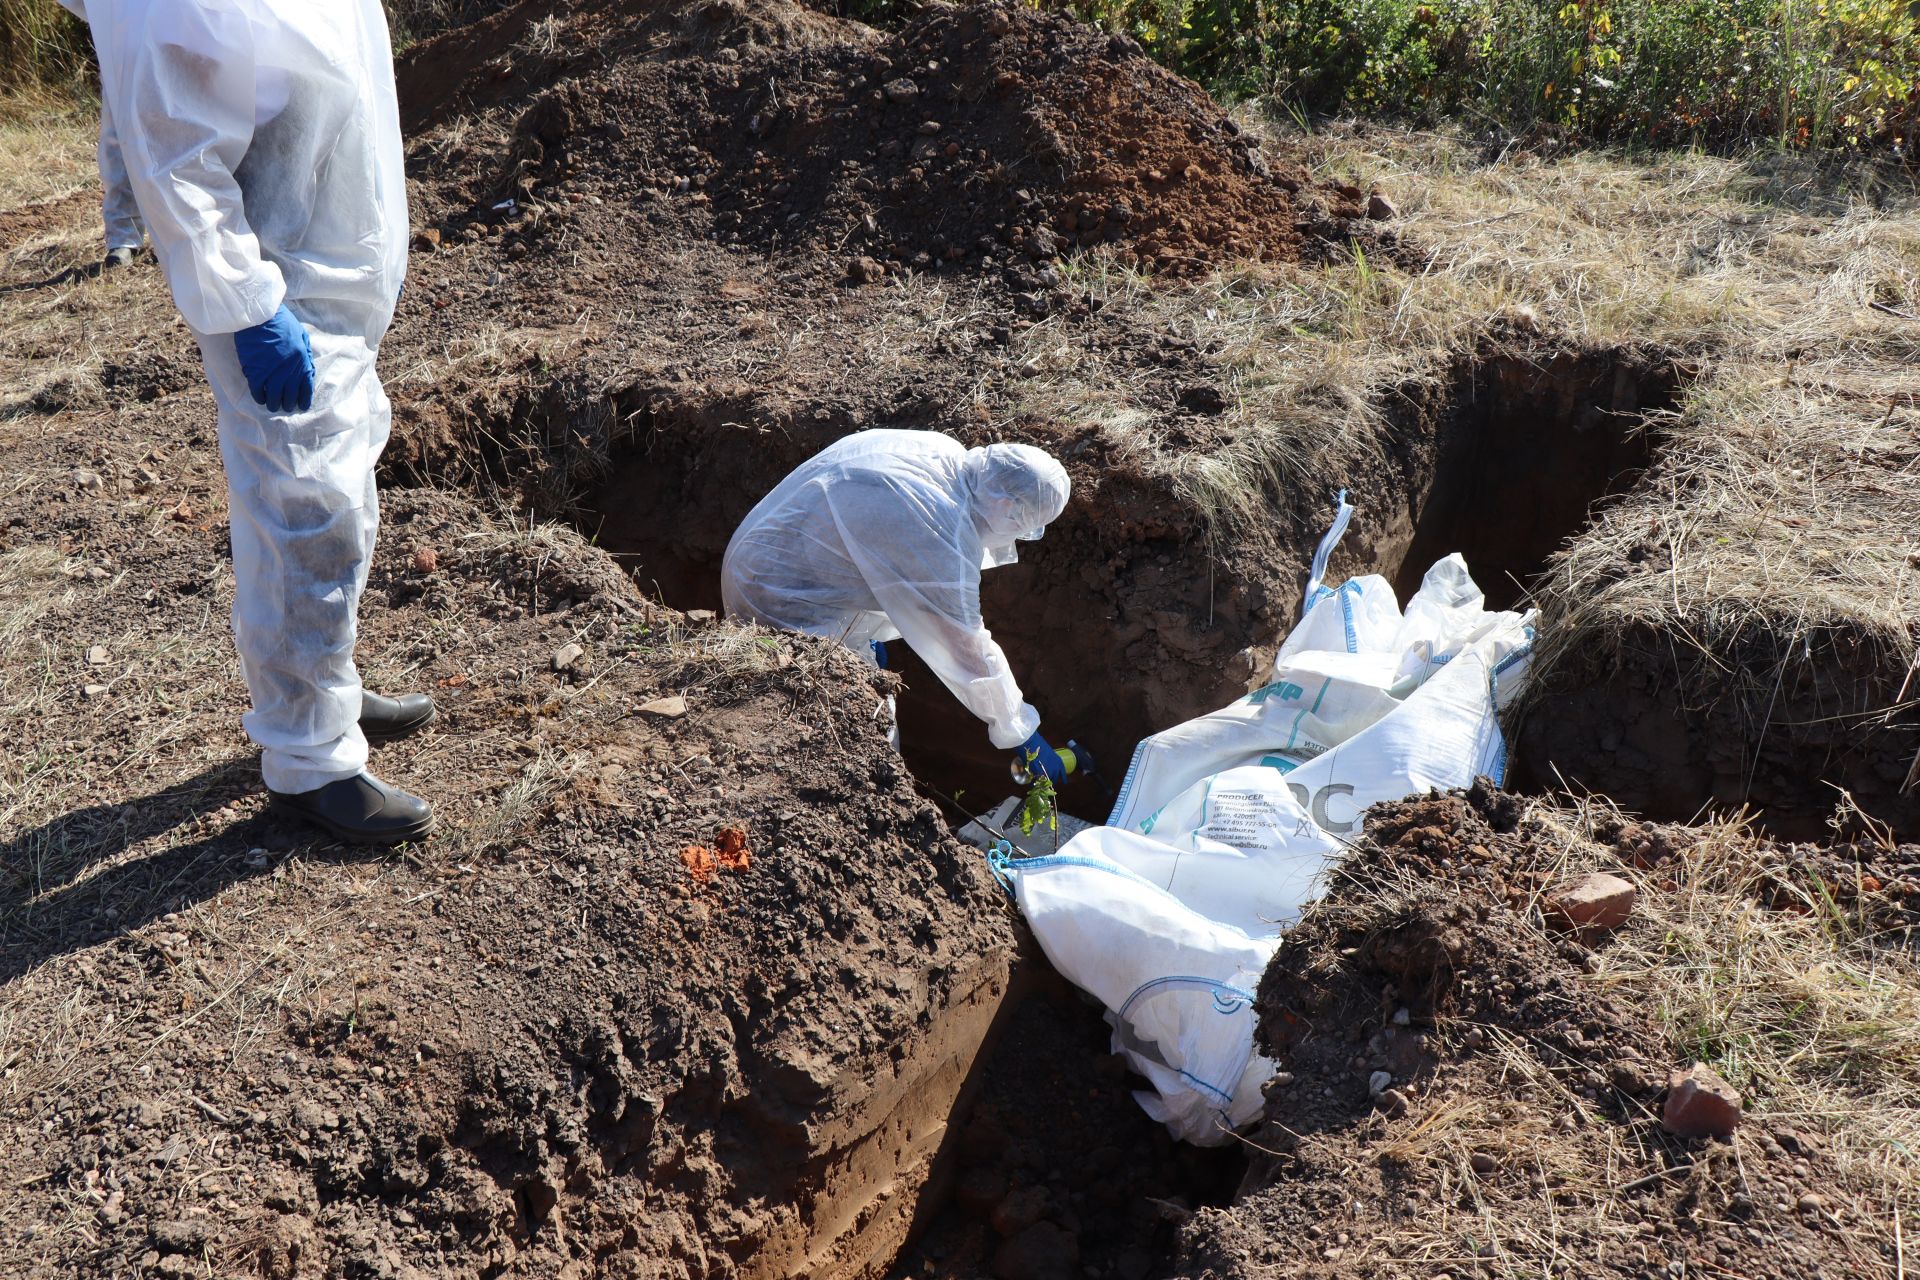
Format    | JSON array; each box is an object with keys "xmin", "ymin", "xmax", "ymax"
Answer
[{"xmin": 0, "ymin": 757, "xmax": 380, "ymax": 984}]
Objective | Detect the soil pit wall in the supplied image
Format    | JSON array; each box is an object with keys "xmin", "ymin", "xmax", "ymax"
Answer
[
  {"xmin": 581, "ymin": 347, "xmax": 1680, "ymax": 814},
  {"xmin": 1329, "ymin": 346, "xmax": 1680, "ymax": 613},
  {"xmin": 349, "ymin": 342, "xmax": 1677, "ymax": 1280}
]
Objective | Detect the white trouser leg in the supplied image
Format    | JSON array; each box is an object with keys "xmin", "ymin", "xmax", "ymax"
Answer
[{"xmin": 196, "ymin": 307, "xmax": 389, "ymax": 795}]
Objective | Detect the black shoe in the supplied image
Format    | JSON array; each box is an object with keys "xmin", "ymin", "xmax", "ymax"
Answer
[
  {"xmin": 102, "ymin": 247, "xmax": 136, "ymax": 270},
  {"xmin": 360, "ymin": 690, "xmax": 437, "ymax": 740},
  {"xmin": 269, "ymin": 772, "xmax": 433, "ymax": 846}
]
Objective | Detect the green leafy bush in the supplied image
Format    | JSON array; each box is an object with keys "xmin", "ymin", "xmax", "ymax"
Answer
[
  {"xmin": 1054, "ymin": 0, "xmax": 1920, "ymax": 152},
  {"xmin": 0, "ymin": 0, "xmax": 513, "ymax": 99}
]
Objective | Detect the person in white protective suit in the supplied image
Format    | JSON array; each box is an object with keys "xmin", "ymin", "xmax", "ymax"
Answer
[
  {"xmin": 722, "ymin": 429, "xmax": 1075, "ymax": 780},
  {"xmin": 96, "ymin": 96, "xmax": 147, "ymax": 270},
  {"xmin": 66, "ymin": 0, "xmax": 435, "ymax": 843}
]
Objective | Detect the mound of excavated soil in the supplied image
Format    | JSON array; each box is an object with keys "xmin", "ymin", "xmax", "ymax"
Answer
[
  {"xmin": 400, "ymin": 0, "xmax": 1358, "ymax": 281},
  {"xmin": 384, "ymin": 0, "xmax": 1379, "ymax": 812},
  {"xmin": 1170, "ymin": 783, "xmax": 1910, "ymax": 1279},
  {"xmin": 0, "ymin": 303, "xmax": 1025, "ymax": 1276}
]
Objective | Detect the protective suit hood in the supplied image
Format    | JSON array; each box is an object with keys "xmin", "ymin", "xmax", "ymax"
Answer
[
  {"xmin": 721, "ymin": 429, "xmax": 1067, "ymax": 750},
  {"xmin": 965, "ymin": 442, "xmax": 1071, "ymax": 569}
]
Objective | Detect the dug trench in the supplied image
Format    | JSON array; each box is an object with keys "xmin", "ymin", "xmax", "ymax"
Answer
[
  {"xmin": 356, "ymin": 340, "xmax": 1677, "ymax": 1279},
  {"xmin": 570, "ymin": 342, "xmax": 1682, "ymax": 816}
]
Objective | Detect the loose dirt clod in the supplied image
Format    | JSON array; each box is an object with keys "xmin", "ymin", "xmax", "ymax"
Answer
[
  {"xmin": 1664, "ymin": 1062, "xmax": 1743, "ymax": 1139},
  {"xmin": 679, "ymin": 825, "xmax": 751, "ymax": 884},
  {"xmin": 1544, "ymin": 870, "xmax": 1638, "ymax": 933}
]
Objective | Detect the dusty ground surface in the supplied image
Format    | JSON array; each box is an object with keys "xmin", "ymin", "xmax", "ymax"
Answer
[{"xmin": 5, "ymin": 0, "xmax": 1920, "ymax": 1275}]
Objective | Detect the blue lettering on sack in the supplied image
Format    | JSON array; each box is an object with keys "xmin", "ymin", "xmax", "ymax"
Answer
[{"xmin": 1247, "ymin": 680, "xmax": 1306, "ymax": 705}]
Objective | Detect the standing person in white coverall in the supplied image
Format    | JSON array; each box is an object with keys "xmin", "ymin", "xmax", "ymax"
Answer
[
  {"xmin": 96, "ymin": 97, "xmax": 146, "ymax": 270},
  {"xmin": 722, "ymin": 429, "xmax": 1076, "ymax": 782},
  {"xmin": 66, "ymin": 0, "xmax": 435, "ymax": 843}
]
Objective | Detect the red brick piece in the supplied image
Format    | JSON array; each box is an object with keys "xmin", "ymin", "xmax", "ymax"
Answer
[
  {"xmin": 1663, "ymin": 1063, "xmax": 1742, "ymax": 1139},
  {"xmin": 1544, "ymin": 872, "xmax": 1637, "ymax": 932}
]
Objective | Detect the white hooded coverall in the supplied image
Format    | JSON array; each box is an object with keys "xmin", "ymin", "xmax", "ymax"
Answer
[
  {"xmin": 96, "ymin": 96, "xmax": 146, "ymax": 252},
  {"xmin": 722, "ymin": 430, "xmax": 1071, "ymax": 750},
  {"xmin": 72, "ymin": 0, "xmax": 409, "ymax": 793}
]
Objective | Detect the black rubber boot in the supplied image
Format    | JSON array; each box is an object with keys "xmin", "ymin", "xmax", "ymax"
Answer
[
  {"xmin": 102, "ymin": 247, "xmax": 136, "ymax": 271},
  {"xmin": 269, "ymin": 772, "xmax": 433, "ymax": 846},
  {"xmin": 360, "ymin": 690, "xmax": 437, "ymax": 740}
]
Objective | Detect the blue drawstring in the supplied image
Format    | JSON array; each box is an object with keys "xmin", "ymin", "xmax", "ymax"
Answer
[{"xmin": 985, "ymin": 839, "xmax": 1017, "ymax": 898}]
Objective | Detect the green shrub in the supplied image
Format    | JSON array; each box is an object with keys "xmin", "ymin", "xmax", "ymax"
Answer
[
  {"xmin": 1058, "ymin": 0, "xmax": 1920, "ymax": 152},
  {"xmin": 0, "ymin": 0, "xmax": 514, "ymax": 98}
]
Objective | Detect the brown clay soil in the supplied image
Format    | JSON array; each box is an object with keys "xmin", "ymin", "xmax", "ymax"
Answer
[
  {"xmin": 4, "ymin": 0, "xmax": 1918, "ymax": 1277},
  {"xmin": 376, "ymin": 0, "xmax": 1385, "ymax": 811},
  {"xmin": 397, "ymin": 0, "xmax": 1353, "ymax": 277},
  {"xmin": 0, "ymin": 344, "xmax": 1026, "ymax": 1276}
]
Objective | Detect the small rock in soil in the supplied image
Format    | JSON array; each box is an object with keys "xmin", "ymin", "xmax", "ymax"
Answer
[
  {"xmin": 990, "ymin": 1185, "xmax": 1051, "ymax": 1238},
  {"xmin": 551, "ymin": 642, "xmax": 585, "ymax": 671},
  {"xmin": 1366, "ymin": 192, "xmax": 1398, "ymax": 220},
  {"xmin": 1663, "ymin": 1062, "xmax": 1742, "ymax": 1139},
  {"xmin": 992, "ymin": 1221, "xmax": 1079, "ymax": 1280},
  {"xmin": 85, "ymin": 644, "xmax": 108, "ymax": 665},
  {"xmin": 150, "ymin": 1218, "xmax": 211, "ymax": 1254},
  {"xmin": 1470, "ymin": 1152, "xmax": 1498, "ymax": 1175},
  {"xmin": 956, "ymin": 1165, "xmax": 1008, "ymax": 1216},
  {"xmin": 639, "ymin": 695, "xmax": 687, "ymax": 718},
  {"xmin": 1544, "ymin": 871, "xmax": 1637, "ymax": 933}
]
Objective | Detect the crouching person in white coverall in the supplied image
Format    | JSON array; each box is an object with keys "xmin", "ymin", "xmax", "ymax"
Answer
[
  {"xmin": 67, "ymin": 0, "xmax": 434, "ymax": 843},
  {"xmin": 722, "ymin": 429, "xmax": 1075, "ymax": 782}
]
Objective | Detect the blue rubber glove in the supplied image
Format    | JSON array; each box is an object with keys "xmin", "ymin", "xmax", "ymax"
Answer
[
  {"xmin": 233, "ymin": 305, "xmax": 315, "ymax": 414},
  {"xmin": 869, "ymin": 639, "xmax": 889, "ymax": 669},
  {"xmin": 1017, "ymin": 730, "xmax": 1066, "ymax": 784}
]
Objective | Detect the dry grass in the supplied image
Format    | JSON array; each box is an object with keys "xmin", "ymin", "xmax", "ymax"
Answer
[
  {"xmin": 1283, "ymin": 796, "xmax": 1920, "ymax": 1273},
  {"xmin": 0, "ymin": 177, "xmax": 177, "ymax": 422},
  {"xmin": 1601, "ymin": 821, "xmax": 1920, "ymax": 1207},
  {"xmin": 0, "ymin": 104, "xmax": 91, "ymax": 209},
  {"xmin": 1551, "ymin": 799, "xmax": 1919, "ymax": 1266},
  {"xmin": 1007, "ymin": 122, "xmax": 1920, "ymax": 735}
]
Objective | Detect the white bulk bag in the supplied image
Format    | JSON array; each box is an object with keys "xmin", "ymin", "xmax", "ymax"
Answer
[
  {"xmin": 991, "ymin": 841, "xmax": 1281, "ymax": 1146},
  {"xmin": 996, "ymin": 494, "xmax": 1536, "ymax": 1142}
]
